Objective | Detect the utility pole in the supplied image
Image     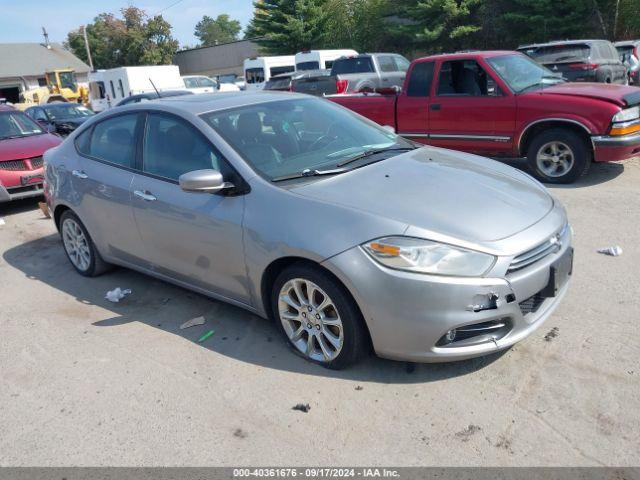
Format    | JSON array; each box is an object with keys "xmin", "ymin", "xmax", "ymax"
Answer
[{"xmin": 82, "ymin": 25, "xmax": 94, "ymax": 70}]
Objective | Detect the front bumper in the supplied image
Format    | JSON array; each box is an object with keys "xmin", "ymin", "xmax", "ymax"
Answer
[
  {"xmin": 592, "ymin": 132, "xmax": 640, "ymax": 162},
  {"xmin": 323, "ymin": 222, "xmax": 572, "ymax": 363}
]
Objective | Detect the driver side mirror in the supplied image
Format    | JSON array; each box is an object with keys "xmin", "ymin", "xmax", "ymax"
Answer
[{"xmin": 179, "ymin": 169, "xmax": 234, "ymax": 194}]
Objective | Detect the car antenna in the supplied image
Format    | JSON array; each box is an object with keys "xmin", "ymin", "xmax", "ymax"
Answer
[{"xmin": 149, "ymin": 78, "xmax": 160, "ymax": 98}]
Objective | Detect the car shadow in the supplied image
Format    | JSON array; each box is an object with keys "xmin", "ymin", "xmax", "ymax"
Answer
[
  {"xmin": 0, "ymin": 197, "xmax": 44, "ymax": 217},
  {"xmin": 3, "ymin": 233, "xmax": 507, "ymax": 384},
  {"xmin": 499, "ymin": 158, "xmax": 625, "ymax": 188}
]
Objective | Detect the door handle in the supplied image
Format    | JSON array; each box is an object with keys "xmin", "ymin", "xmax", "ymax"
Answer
[
  {"xmin": 430, "ymin": 104, "xmax": 441, "ymax": 111},
  {"xmin": 134, "ymin": 190, "xmax": 157, "ymax": 202},
  {"xmin": 72, "ymin": 170, "xmax": 88, "ymax": 179}
]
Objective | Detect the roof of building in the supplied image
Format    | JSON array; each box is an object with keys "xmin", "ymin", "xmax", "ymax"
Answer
[{"xmin": 0, "ymin": 43, "xmax": 91, "ymax": 78}]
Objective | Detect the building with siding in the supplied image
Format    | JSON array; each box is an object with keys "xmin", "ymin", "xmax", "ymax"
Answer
[
  {"xmin": 0, "ymin": 43, "xmax": 91, "ymax": 103},
  {"xmin": 174, "ymin": 39, "xmax": 261, "ymax": 80}
]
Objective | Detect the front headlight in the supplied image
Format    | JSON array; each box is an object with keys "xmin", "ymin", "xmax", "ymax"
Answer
[
  {"xmin": 362, "ymin": 236, "xmax": 496, "ymax": 277},
  {"xmin": 612, "ymin": 106, "xmax": 639, "ymax": 123}
]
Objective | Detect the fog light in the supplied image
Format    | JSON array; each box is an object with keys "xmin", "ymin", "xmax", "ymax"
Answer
[{"xmin": 445, "ymin": 329, "xmax": 457, "ymax": 343}]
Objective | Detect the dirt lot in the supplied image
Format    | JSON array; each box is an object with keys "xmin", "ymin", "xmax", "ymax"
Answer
[{"xmin": 1, "ymin": 160, "xmax": 639, "ymax": 466}]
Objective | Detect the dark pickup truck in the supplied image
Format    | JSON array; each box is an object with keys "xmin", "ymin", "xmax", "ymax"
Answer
[{"xmin": 329, "ymin": 50, "xmax": 640, "ymax": 183}]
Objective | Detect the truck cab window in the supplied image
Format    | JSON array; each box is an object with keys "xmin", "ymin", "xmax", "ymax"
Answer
[
  {"xmin": 437, "ymin": 60, "xmax": 492, "ymax": 96},
  {"xmin": 406, "ymin": 62, "xmax": 434, "ymax": 97}
]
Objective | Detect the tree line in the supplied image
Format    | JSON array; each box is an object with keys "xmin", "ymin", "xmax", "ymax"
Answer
[{"xmin": 67, "ymin": 0, "xmax": 640, "ymax": 69}]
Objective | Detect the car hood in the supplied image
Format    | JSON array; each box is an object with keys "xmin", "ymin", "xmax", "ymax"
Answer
[
  {"xmin": 290, "ymin": 147, "xmax": 554, "ymax": 243},
  {"xmin": 0, "ymin": 133, "xmax": 61, "ymax": 161},
  {"xmin": 529, "ymin": 82, "xmax": 638, "ymax": 107}
]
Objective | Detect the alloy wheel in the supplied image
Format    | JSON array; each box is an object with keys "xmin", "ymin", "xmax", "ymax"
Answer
[
  {"xmin": 278, "ymin": 278, "xmax": 344, "ymax": 362},
  {"xmin": 536, "ymin": 141, "xmax": 575, "ymax": 178},
  {"xmin": 62, "ymin": 218, "xmax": 91, "ymax": 272}
]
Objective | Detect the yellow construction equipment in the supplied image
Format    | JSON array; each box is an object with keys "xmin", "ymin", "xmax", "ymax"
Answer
[{"xmin": 17, "ymin": 69, "xmax": 89, "ymax": 108}]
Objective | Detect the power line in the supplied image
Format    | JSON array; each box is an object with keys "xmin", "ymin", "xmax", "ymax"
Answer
[{"xmin": 155, "ymin": 0, "xmax": 188, "ymax": 15}]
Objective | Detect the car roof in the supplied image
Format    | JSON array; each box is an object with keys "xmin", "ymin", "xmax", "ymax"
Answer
[
  {"xmin": 518, "ymin": 39, "xmax": 604, "ymax": 49},
  {"xmin": 416, "ymin": 50, "xmax": 515, "ymax": 62},
  {"xmin": 120, "ymin": 91, "xmax": 308, "ymax": 115}
]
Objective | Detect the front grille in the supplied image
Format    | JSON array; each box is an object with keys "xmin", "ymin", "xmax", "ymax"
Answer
[
  {"xmin": 519, "ymin": 293, "xmax": 545, "ymax": 316},
  {"xmin": 30, "ymin": 156, "xmax": 44, "ymax": 168},
  {"xmin": 508, "ymin": 224, "xmax": 568, "ymax": 273},
  {"xmin": 0, "ymin": 159, "xmax": 27, "ymax": 171}
]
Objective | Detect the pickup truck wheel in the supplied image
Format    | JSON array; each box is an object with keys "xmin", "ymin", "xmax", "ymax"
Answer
[{"xmin": 526, "ymin": 129, "xmax": 590, "ymax": 184}]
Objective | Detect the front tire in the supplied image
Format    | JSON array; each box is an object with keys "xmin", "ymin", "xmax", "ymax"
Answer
[
  {"xmin": 526, "ymin": 128, "xmax": 591, "ymax": 184},
  {"xmin": 60, "ymin": 210, "xmax": 110, "ymax": 277},
  {"xmin": 271, "ymin": 263, "xmax": 367, "ymax": 369}
]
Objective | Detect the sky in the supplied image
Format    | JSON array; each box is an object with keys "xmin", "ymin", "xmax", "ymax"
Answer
[{"xmin": 0, "ymin": 0, "xmax": 255, "ymax": 48}]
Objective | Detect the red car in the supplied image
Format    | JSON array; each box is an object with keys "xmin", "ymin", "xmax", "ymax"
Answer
[
  {"xmin": 0, "ymin": 105, "xmax": 62, "ymax": 203},
  {"xmin": 329, "ymin": 50, "xmax": 640, "ymax": 183}
]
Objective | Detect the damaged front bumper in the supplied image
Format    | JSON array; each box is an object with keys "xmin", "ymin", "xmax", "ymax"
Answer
[{"xmin": 322, "ymin": 221, "xmax": 573, "ymax": 363}]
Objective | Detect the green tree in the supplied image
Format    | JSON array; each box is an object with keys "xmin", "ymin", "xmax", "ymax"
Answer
[
  {"xmin": 246, "ymin": 0, "xmax": 331, "ymax": 54},
  {"xmin": 400, "ymin": 0, "xmax": 482, "ymax": 53},
  {"xmin": 194, "ymin": 14, "xmax": 242, "ymax": 46},
  {"xmin": 66, "ymin": 7, "xmax": 179, "ymax": 69}
]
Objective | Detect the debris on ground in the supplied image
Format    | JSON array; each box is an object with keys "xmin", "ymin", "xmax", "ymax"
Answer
[
  {"xmin": 544, "ymin": 327, "xmax": 559, "ymax": 342},
  {"xmin": 180, "ymin": 316, "xmax": 205, "ymax": 330},
  {"xmin": 0, "ymin": 218, "xmax": 5, "ymax": 226},
  {"xmin": 597, "ymin": 246, "xmax": 623, "ymax": 256},
  {"xmin": 233, "ymin": 428, "xmax": 247, "ymax": 438},
  {"xmin": 198, "ymin": 330, "xmax": 215, "ymax": 342},
  {"xmin": 292, "ymin": 403, "xmax": 311, "ymax": 413},
  {"xmin": 355, "ymin": 385, "xmax": 363, "ymax": 391},
  {"xmin": 38, "ymin": 202, "xmax": 51, "ymax": 218},
  {"xmin": 104, "ymin": 288, "xmax": 132, "ymax": 303},
  {"xmin": 455, "ymin": 424, "xmax": 482, "ymax": 442}
]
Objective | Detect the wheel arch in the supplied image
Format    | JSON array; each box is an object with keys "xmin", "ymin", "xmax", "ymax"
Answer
[
  {"xmin": 518, "ymin": 119, "xmax": 593, "ymax": 157},
  {"xmin": 53, "ymin": 204, "xmax": 72, "ymax": 232},
  {"xmin": 260, "ymin": 256, "xmax": 374, "ymax": 348}
]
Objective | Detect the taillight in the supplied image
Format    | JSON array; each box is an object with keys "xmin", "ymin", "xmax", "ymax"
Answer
[
  {"xmin": 569, "ymin": 63, "xmax": 599, "ymax": 70},
  {"xmin": 336, "ymin": 79, "xmax": 349, "ymax": 94}
]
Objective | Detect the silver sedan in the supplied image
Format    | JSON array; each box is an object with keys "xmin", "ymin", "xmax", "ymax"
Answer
[{"xmin": 44, "ymin": 92, "xmax": 572, "ymax": 368}]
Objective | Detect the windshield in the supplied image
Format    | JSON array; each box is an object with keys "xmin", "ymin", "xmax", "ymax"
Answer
[
  {"xmin": 43, "ymin": 104, "xmax": 94, "ymax": 120},
  {"xmin": 488, "ymin": 54, "xmax": 564, "ymax": 93},
  {"xmin": 201, "ymin": 98, "xmax": 412, "ymax": 181},
  {"xmin": 58, "ymin": 71, "xmax": 78, "ymax": 90},
  {"xmin": 0, "ymin": 111, "xmax": 44, "ymax": 140},
  {"xmin": 520, "ymin": 44, "xmax": 590, "ymax": 63},
  {"xmin": 331, "ymin": 57, "xmax": 374, "ymax": 75}
]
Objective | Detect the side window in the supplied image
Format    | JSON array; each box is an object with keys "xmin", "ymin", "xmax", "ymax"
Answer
[
  {"xmin": 118, "ymin": 79, "xmax": 125, "ymax": 97},
  {"xmin": 143, "ymin": 113, "xmax": 224, "ymax": 181},
  {"xmin": 88, "ymin": 114, "xmax": 139, "ymax": 167},
  {"xmin": 437, "ymin": 60, "xmax": 491, "ymax": 96},
  {"xmin": 184, "ymin": 77, "xmax": 198, "ymax": 88},
  {"xmin": 32, "ymin": 108, "xmax": 48, "ymax": 122},
  {"xmin": 110, "ymin": 81, "xmax": 115, "ymax": 98},
  {"xmin": 378, "ymin": 55, "xmax": 397, "ymax": 73},
  {"xmin": 395, "ymin": 56, "xmax": 411, "ymax": 72},
  {"xmin": 75, "ymin": 127, "xmax": 92, "ymax": 155},
  {"xmin": 406, "ymin": 61, "xmax": 434, "ymax": 97}
]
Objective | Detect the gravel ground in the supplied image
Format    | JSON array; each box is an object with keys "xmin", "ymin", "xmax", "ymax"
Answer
[{"xmin": 0, "ymin": 160, "xmax": 638, "ymax": 466}]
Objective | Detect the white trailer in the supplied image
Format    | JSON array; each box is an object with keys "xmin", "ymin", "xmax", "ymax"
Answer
[
  {"xmin": 88, "ymin": 65, "xmax": 184, "ymax": 111},
  {"xmin": 294, "ymin": 49, "xmax": 358, "ymax": 71},
  {"xmin": 243, "ymin": 56, "xmax": 296, "ymax": 90}
]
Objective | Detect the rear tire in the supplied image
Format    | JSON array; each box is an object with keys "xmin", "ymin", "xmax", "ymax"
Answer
[
  {"xmin": 526, "ymin": 128, "xmax": 591, "ymax": 184},
  {"xmin": 271, "ymin": 263, "xmax": 368, "ymax": 369},
  {"xmin": 59, "ymin": 210, "xmax": 111, "ymax": 277}
]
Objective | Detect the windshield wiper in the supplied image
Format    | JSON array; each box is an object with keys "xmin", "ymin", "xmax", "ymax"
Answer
[
  {"xmin": 336, "ymin": 146, "xmax": 416, "ymax": 167},
  {"xmin": 517, "ymin": 75, "xmax": 565, "ymax": 93},
  {"xmin": 272, "ymin": 167, "xmax": 347, "ymax": 182}
]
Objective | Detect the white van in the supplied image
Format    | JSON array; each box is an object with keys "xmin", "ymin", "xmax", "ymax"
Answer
[
  {"xmin": 295, "ymin": 49, "xmax": 358, "ymax": 71},
  {"xmin": 243, "ymin": 56, "xmax": 296, "ymax": 90},
  {"xmin": 90, "ymin": 65, "xmax": 185, "ymax": 110}
]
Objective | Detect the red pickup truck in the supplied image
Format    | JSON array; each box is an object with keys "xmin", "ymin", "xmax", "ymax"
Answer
[{"xmin": 329, "ymin": 50, "xmax": 640, "ymax": 183}]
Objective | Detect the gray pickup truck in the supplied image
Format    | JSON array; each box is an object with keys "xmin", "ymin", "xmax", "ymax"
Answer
[{"xmin": 292, "ymin": 53, "xmax": 411, "ymax": 96}]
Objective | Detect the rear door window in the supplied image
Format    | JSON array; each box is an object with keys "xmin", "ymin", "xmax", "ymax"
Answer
[
  {"xmin": 378, "ymin": 55, "xmax": 398, "ymax": 73},
  {"xmin": 142, "ymin": 113, "xmax": 224, "ymax": 181},
  {"xmin": 331, "ymin": 57, "xmax": 375, "ymax": 75},
  {"xmin": 184, "ymin": 77, "xmax": 198, "ymax": 88},
  {"xmin": 245, "ymin": 68, "xmax": 265, "ymax": 84},
  {"xmin": 86, "ymin": 114, "xmax": 140, "ymax": 168}
]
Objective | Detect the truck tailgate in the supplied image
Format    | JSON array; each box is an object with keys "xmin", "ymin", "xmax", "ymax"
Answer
[{"xmin": 328, "ymin": 94, "xmax": 396, "ymax": 129}]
